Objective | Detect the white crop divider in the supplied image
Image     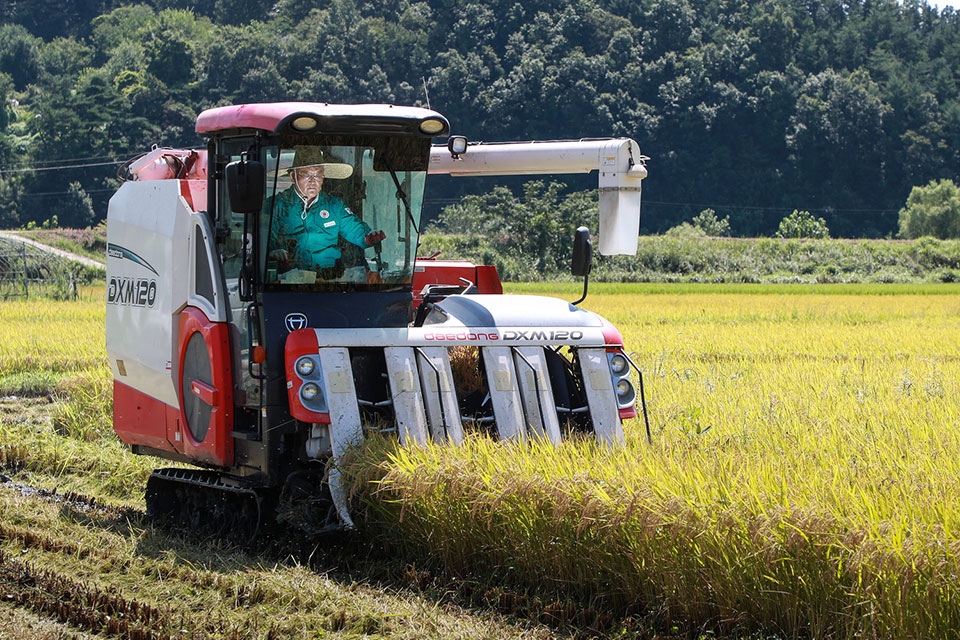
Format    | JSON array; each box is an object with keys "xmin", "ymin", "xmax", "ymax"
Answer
[
  {"xmin": 317, "ymin": 347, "xmax": 365, "ymax": 528},
  {"xmin": 512, "ymin": 346, "xmax": 561, "ymax": 445},
  {"xmin": 480, "ymin": 346, "xmax": 526, "ymax": 441},
  {"xmin": 576, "ymin": 347, "xmax": 625, "ymax": 446},
  {"xmin": 415, "ymin": 346, "xmax": 464, "ymax": 444},
  {"xmin": 384, "ymin": 347, "xmax": 430, "ymax": 446}
]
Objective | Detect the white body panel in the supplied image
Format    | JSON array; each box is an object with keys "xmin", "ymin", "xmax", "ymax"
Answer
[
  {"xmin": 106, "ymin": 181, "xmax": 192, "ymax": 405},
  {"xmin": 307, "ymin": 326, "xmax": 608, "ymax": 348},
  {"xmin": 188, "ymin": 213, "xmax": 226, "ymax": 324},
  {"xmin": 106, "ymin": 181, "xmax": 225, "ymax": 406}
]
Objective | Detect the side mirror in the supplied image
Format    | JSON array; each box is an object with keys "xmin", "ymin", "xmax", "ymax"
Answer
[
  {"xmin": 571, "ymin": 226, "xmax": 593, "ymax": 277},
  {"xmin": 571, "ymin": 226, "xmax": 592, "ymax": 306},
  {"xmin": 225, "ymin": 159, "xmax": 265, "ymax": 214}
]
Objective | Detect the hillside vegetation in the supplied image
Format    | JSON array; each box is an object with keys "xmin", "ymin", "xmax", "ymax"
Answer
[
  {"xmin": 0, "ymin": 0, "xmax": 957, "ymax": 236},
  {"xmin": 421, "ymin": 232, "xmax": 960, "ymax": 282}
]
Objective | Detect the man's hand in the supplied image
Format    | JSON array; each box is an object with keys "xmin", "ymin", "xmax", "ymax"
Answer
[
  {"xmin": 365, "ymin": 230, "xmax": 386, "ymax": 246},
  {"xmin": 269, "ymin": 249, "xmax": 289, "ymax": 263}
]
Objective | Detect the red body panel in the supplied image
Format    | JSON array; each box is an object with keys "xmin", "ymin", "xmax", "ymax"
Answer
[
  {"xmin": 179, "ymin": 180, "xmax": 207, "ymax": 211},
  {"xmin": 412, "ymin": 260, "xmax": 503, "ymax": 308},
  {"xmin": 190, "ymin": 380, "xmax": 218, "ymax": 406},
  {"xmin": 113, "ymin": 381, "xmax": 180, "ymax": 451},
  {"xmin": 599, "ymin": 317, "xmax": 624, "ymax": 347},
  {"xmin": 177, "ymin": 308, "xmax": 235, "ymax": 466},
  {"xmin": 598, "ymin": 318, "xmax": 636, "ymax": 420},
  {"xmin": 131, "ymin": 149, "xmax": 207, "ymax": 182},
  {"xmin": 284, "ymin": 329, "xmax": 330, "ymax": 424}
]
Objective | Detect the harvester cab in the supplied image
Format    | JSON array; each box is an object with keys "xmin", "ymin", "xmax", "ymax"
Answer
[{"xmin": 106, "ymin": 102, "xmax": 647, "ymax": 535}]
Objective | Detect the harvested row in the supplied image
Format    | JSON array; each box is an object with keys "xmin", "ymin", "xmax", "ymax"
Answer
[
  {"xmin": 0, "ymin": 469, "xmax": 564, "ymax": 639},
  {"xmin": 0, "ymin": 550, "xmax": 178, "ymax": 640}
]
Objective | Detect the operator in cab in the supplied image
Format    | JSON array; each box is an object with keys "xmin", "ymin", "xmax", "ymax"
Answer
[{"xmin": 267, "ymin": 146, "xmax": 386, "ymax": 280}]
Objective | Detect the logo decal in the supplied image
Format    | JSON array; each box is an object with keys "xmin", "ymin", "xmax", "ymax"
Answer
[
  {"xmin": 106, "ymin": 243, "xmax": 158, "ymax": 275},
  {"xmin": 285, "ymin": 313, "xmax": 308, "ymax": 332},
  {"xmin": 107, "ymin": 277, "xmax": 157, "ymax": 308},
  {"xmin": 319, "ymin": 209, "xmax": 330, "ymax": 219}
]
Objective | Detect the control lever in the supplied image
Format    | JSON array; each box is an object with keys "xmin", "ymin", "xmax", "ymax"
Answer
[{"xmin": 374, "ymin": 239, "xmax": 385, "ymax": 274}]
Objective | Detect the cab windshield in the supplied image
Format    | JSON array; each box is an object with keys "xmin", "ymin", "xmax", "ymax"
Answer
[{"xmin": 259, "ymin": 136, "xmax": 428, "ymax": 291}]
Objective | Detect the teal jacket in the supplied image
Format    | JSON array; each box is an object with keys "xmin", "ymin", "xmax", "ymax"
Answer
[{"xmin": 267, "ymin": 188, "xmax": 370, "ymax": 269}]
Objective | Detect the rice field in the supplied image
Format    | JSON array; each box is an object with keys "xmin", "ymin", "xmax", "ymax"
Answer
[
  {"xmin": 0, "ymin": 285, "xmax": 105, "ymax": 378},
  {"xmin": 1, "ymin": 284, "xmax": 959, "ymax": 638},
  {"xmin": 350, "ymin": 286, "xmax": 960, "ymax": 637}
]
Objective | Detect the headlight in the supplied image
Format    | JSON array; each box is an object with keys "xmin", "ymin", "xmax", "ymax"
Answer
[
  {"xmin": 291, "ymin": 116, "xmax": 317, "ymax": 131},
  {"xmin": 616, "ymin": 378, "xmax": 636, "ymax": 404},
  {"xmin": 610, "ymin": 354, "xmax": 628, "ymax": 375},
  {"xmin": 296, "ymin": 357, "xmax": 315, "ymax": 376},
  {"xmin": 419, "ymin": 118, "xmax": 446, "ymax": 135},
  {"xmin": 301, "ymin": 382, "xmax": 320, "ymax": 401},
  {"xmin": 448, "ymin": 135, "xmax": 468, "ymax": 155}
]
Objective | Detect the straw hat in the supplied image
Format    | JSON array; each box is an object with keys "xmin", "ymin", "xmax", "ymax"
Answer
[{"xmin": 288, "ymin": 146, "xmax": 353, "ymax": 180}]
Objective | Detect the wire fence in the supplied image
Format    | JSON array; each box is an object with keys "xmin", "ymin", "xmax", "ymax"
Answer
[{"xmin": 0, "ymin": 237, "xmax": 77, "ymax": 299}]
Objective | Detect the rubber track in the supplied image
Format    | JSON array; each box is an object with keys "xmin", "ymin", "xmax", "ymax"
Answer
[{"xmin": 145, "ymin": 468, "xmax": 263, "ymax": 544}]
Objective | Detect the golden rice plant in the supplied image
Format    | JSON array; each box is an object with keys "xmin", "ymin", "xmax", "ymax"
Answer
[
  {"xmin": 0, "ymin": 295, "xmax": 106, "ymax": 376},
  {"xmin": 349, "ymin": 290, "xmax": 960, "ymax": 638}
]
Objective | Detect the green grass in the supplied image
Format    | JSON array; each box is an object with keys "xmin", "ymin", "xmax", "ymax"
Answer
[
  {"xmin": 505, "ymin": 281, "xmax": 960, "ymax": 296},
  {"xmin": 0, "ymin": 371, "xmax": 63, "ymax": 397},
  {"xmin": 11, "ymin": 225, "xmax": 107, "ymax": 265},
  {"xmin": 0, "ymin": 290, "xmax": 579, "ymax": 639}
]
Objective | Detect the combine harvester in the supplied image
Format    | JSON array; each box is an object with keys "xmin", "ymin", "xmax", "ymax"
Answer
[{"xmin": 106, "ymin": 102, "xmax": 647, "ymax": 536}]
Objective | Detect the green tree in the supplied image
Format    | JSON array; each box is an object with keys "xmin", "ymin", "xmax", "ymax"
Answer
[
  {"xmin": 59, "ymin": 182, "xmax": 96, "ymax": 228},
  {"xmin": 432, "ymin": 180, "xmax": 597, "ymax": 277},
  {"xmin": 788, "ymin": 69, "xmax": 889, "ymax": 215},
  {"xmin": 692, "ymin": 208, "xmax": 731, "ymax": 236},
  {"xmin": 0, "ymin": 177, "xmax": 21, "ymax": 229},
  {"xmin": 776, "ymin": 210, "xmax": 830, "ymax": 239},
  {"xmin": 0, "ymin": 24, "xmax": 42, "ymax": 90},
  {"xmin": 898, "ymin": 179, "xmax": 960, "ymax": 239}
]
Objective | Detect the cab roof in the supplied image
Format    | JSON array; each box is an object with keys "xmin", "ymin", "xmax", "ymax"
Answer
[{"xmin": 195, "ymin": 102, "xmax": 449, "ymax": 137}]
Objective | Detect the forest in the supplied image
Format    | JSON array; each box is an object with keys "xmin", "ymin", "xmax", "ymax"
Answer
[{"xmin": 0, "ymin": 0, "xmax": 958, "ymax": 236}]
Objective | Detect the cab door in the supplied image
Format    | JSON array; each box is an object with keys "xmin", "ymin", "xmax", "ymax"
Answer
[
  {"xmin": 216, "ymin": 137, "xmax": 270, "ymax": 415},
  {"xmin": 174, "ymin": 204, "xmax": 235, "ymax": 466}
]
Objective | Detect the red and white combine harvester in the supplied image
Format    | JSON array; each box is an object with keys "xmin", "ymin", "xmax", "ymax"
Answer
[{"xmin": 106, "ymin": 102, "xmax": 647, "ymax": 535}]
